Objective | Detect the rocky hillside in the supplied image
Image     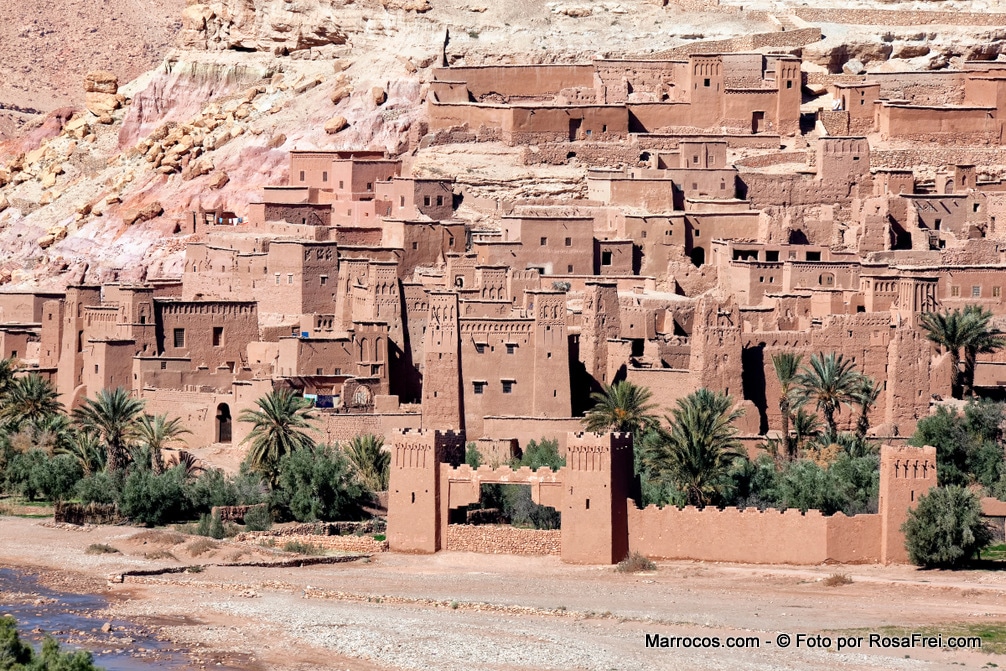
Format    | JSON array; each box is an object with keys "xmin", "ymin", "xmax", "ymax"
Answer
[{"xmin": 1, "ymin": 0, "xmax": 1005, "ymax": 291}]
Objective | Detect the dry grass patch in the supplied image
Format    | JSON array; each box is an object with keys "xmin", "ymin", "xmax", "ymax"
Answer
[
  {"xmin": 187, "ymin": 538, "xmax": 220, "ymax": 557},
  {"xmin": 131, "ymin": 530, "xmax": 186, "ymax": 545},
  {"xmin": 144, "ymin": 549, "xmax": 178, "ymax": 561},
  {"xmin": 85, "ymin": 543, "xmax": 120, "ymax": 555},
  {"xmin": 823, "ymin": 573, "xmax": 853, "ymax": 587},
  {"xmin": 615, "ymin": 552, "xmax": 657, "ymax": 573},
  {"xmin": 282, "ymin": 540, "xmax": 325, "ymax": 556}
]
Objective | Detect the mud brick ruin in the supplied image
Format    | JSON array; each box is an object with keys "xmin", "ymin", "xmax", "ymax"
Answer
[{"xmin": 8, "ymin": 51, "xmax": 1006, "ymax": 562}]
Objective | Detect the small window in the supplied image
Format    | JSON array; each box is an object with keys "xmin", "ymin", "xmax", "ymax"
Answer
[
  {"xmin": 316, "ymin": 367, "xmax": 324, "ymax": 375},
  {"xmin": 436, "ymin": 195, "xmax": 444, "ymax": 206},
  {"xmin": 540, "ymin": 237, "xmax": 548, "ymax": 246},
  {"xmin": 299, "ymin": 170, "xmax": 305, "ymax": 182},
  {"xmin": 449, "ymin": 236, "xmax": 455, "ymax": 246},
  {"xmin": 160, "ymin": 361, "xmax": 167, "ymax": 370},
  {"xmin": 366, "ymin": 182, "xmax": 373, "ymax": 191},
  {"xmin": 506, "ymin": 344, "xmax": 515, "ymax": 354},
  {"xmin": 173, "ymin": 328, "xmax": 185, "ymax": 348},
  {"xmin": 94, "ymin": 364, "xmax": 98, "ymax": 374},
  {"xmin": 287, "ymin": 274, "xmax": 294, "ymax": 284},
  {"xmin": 641, "ymin": 230, "xmax": 647, "ymax": 239},
  {"xmin": 694, "ymin": 229, "xmax": 701, "ymax": 237},
  {"xmin": 564, "ymin": 237, "xmax": 572, "ymax": 246},
  {"xmin": 568, "ymin": 264, "xmax": 574, "ymax": 273},
  {"xmin": 275, "ymin": 273, "xmax": 281, "ymax": 285},
  {"xmin": 475, "ymin": 344, "xmax": 485, "ymax": 354},
  {"xmin": 602, "ymin": 125, "xmax": 607, "ymax": 132},
  {"xmin": 994, "ymin": 286, "xmax": 1001, "ymax": 298},
  {"xmin": 213, "ymin": 326, "xmax": 223, "ymax": 347},
  {"xmin": 424, "ymin": 196, "xmax": 431, "ymax": 206},
  {"xmin": 974, "ymin": 203, "xmax": 981, "ymax": 213},
  {"xmin": 412, "ymin": 241, "xmax": 419, "ymax": 250},
  {"xmin": 473, "ymin": 381, "xmax": 485, "ymax": 394},
  {"xmin": 320, "ymin": 275, "xmax": 328, "ymax": 286},
  {"xmin": 339, "ymin": 180, "xmax": 344, "ymax": 189},
  {"xmin": 601, "ymin": 251, "xmax": 613, "ymax": 266},
  {"xmin": 972, "ymin": 286, "xmax": 981, "ymax": 297},
  {"xmin": 693, "ymin": 155, "xmax": 699, "ymax": 164},
  {"xmin": 322, "ymin": 171, "xmax": 328, "ymax": 182},
  {"xmin": 786, "ymin": 80, "xmax": 793, "ymax": 89},
  {"xmin": 951, "ymin": 286, "xmax": 960, "ymax": 297},
  {"xmin": 765, "ymin": 250, "xmax": 779, "ymax": 262},
  {"xmin": 703, "ymin": 78, "xmax": 710, "ymax": 87},
  {"xmin": 400, "ymin": 196, "xmax": 405, "ymax": 207},
  {"xmin": 502, "ymin": 380, "xmax": 513, "ymax": 393}
]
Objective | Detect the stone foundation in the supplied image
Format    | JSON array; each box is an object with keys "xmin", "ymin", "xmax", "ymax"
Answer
[{"xmin": 445, "ymin": 524, "xmax": 561, "ymax": 556}]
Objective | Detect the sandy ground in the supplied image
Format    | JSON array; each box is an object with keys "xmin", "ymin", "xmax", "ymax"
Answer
[{"xmin": 2, "ymin": 516, "xmax": 1006, "ymax": 670}]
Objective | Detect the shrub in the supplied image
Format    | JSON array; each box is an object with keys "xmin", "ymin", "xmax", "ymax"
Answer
[
  {"xmin": 514, "ymin": 438, "xmax": 565, "ymax": 471},
  {"xmin": 283, "ymin": 540, "xmax": 324, "ymax": 555},
  {"xmin": 910, "ymin": 401, "xmax": 1005, "ymax": 488},
  {"xmin": 119, "ymin": 467, "xmax": 192, "ymax": 527},
  {"xmin": 823, "ymin": 573, "xmax": 852, "ymax": 586},
  {"xmin": 616, "ymin": 552, "xmax": 656, "ymax": 573},
  {"xmin": 271, "ymin": 444, "xmax": 368, "ymax": 522},
  {"xmin": 186, "ymin": 469, "xmax": 240, "ymax": 512},
  {"xmin": 85, "ymin": 543, "xmax": 120, "ymax": 555},
  {"xmin": 464, "ymin": 443, "xmax": 482, "ymax": 468},
  {"xmin": 242, "ymin": 504, "xmax": 272, "ymax": 532},
  {"xmin": 0, "ymin": 615, "xmax": 100, "ymax": 669},
  {"xmin": 75, "ymin": 470, "xmax": 123, "ymax": 505},
  {"xmin": 902, "ymin": 486, "xmax": 994, "ymax": 568},
  {"xmin": 188, "ymin": 538, "xmax": 219, "ymax": 556},
  {"xmin": 3, "ymin": 450, "xmax": 83, "ymax": 502}
]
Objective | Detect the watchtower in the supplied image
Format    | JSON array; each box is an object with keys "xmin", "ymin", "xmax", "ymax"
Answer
[{"xmin": 879, "ymin": 444, "xmax": 937, "ymax": 563}]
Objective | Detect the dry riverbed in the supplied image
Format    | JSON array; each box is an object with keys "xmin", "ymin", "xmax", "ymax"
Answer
[{"xmin": 2, "ymin": 516, "xmax": 1006, "ymax": 670}]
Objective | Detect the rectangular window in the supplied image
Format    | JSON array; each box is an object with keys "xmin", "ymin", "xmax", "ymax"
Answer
[
  {"xmin": 951, "ymin": 286, "xmax": 960, "ymax": 297},
  {"xmin": 160, "ymin": 361, "xmax": 167, "ymax": 370},
  {"xmin": 275, "ymin": 273, "xmax": 281, "ymax": 285},
  {"xmin": 475, "ymin": 344, "xmax": 485, "ymax": 354},
  {"xmin": 317, "ymin": 368, "xmax": 324, "ymax": 375},
  {"xmin": 424, "ymin": 196, "xmax": 431, "ymax": 206},
  {"xmin": 787, "ymin": 80, "xmax": 793, "ymax": 89},
  {"xmin": 299, "ymin": 170, "xmax": 305, "ymax": 182},
  {"xmin": 288, "ymin": 274, "xmax": 294, "ymax": 285},
  {"xmin": 339, "ymin": 180, "xmax": 344, "ymax": 189},
  {"xmin": 601, "ymin": 251, "xmax": 612, "ymax": 266},
  {"xmin": 366, "ymin": 182, "xmax": 373, "ymax": 191},
  {"xmin": 704, "ymin": 78, "xmax": 710, "ymax": 87},
  {"xmin": 400, "ymin": 196, "xmax": 405, "ymax": 207},
  {"xmin": 972, "ymin": 286, "xmax": 982, "ymax": 297},
  {"xmin": 540, "ymin": 237, "xmax": 548, "ymax": 246},
  {"xmin": 994, "ymin": 286, "xmax": 1001, "ymax": 298},
  {"xmin": 502, "ymin": 380, "xmax": 513, "ymax": 394},
  {"xmin": 322, "ymin": 171, "xmax": 328, "ymax": 182},
  {"xmin": 473, "ymin": 381, "xmax": 485, "ymax": 394},
  {"xmin": 173, "ymin": 328, "xmax": 185, "ymax": 348},
  {"xmin": 212, "ymin": 326, "xmax": 223, "ymax": 347},
  {"xmin": 320, "ymin": 275, "xmax": 328, "ymax": 286},
  {"xmin": 449, "ymin": 236, "xmax": 455, "ymax": 246},
  {"xmin": 436, "ymin": 195, "xmax": 444, "ymax": 206},
  {"xmin": 564, "ymin": 237, "xmax": 572, "ymax": 246},
  {"xmin": 506, "ymin": 344, "xmax": 515, "ymax": 354},
  {"xmin": 568, "ymin": 264, "xmax": 574, "ymax": 273},
  {"xmin": 412, "ymin": 241, "xmax": 419, "ymax": 250}
]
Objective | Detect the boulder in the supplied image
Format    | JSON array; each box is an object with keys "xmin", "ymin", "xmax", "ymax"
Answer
[
  {"xmin": 371, "ymin": 86, "xmax": 387, "ymax": 106},
  {"xmin": 330, "ymin": 86, "xmax": 350, "ymax": 104},
  {"xmin": 121, "ymin": 202, "xmax": 164, "ymax": 226},
  {"xmin": 207, "ymin": 171, "xmax": 230, "ymax": 189},
  {"xmin": 324, "ymin": 116, "xmax": 348, "ymax": 134},
  {"xmin": 84, "ymin": 71, "xmax": 118, "ymax": 95},
  {"xmin": 85, "ymin": 92, "xmax": 119, "ymax": 117},
  {"xmin": 842, "ymin": 59, "xmax": 866, "ymax": 75}
]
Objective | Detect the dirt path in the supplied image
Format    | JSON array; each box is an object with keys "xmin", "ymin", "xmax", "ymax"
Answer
[{"xmin": 1, "ymin": 517, "xmax": 1005, "ymax": 670}]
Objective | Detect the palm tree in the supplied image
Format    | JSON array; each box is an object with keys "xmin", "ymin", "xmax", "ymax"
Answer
[
  {"xmin": 0, "ymin": 357, "xmax": 18, "ymax": 398},
  {"xmin": 647, "ymin": 388, "xmax": 746, "ymax": 507},
  {"xmin": 771, "ymin": 352, "xmax": 803, "ymax": 460},
  {"xmin": 791, "ymin": 406, "xmax": 823, "ymax": 456},
  {"xmin": 134, "ymin": 413, "xmax": 191, "ymax": 474},
  {"xmin": 239, "ymin": 389, "xmax": 316, "ymax": 485},
  {"xmin": 344, "ymin": 434, "xmax": 390, "ymax": 491},
  {"xmin": 583, "ymin": 381, "xmax": 659, "ymax": 435},
  {"xmin": 853, "ymin": 375, "xmax": 882, "ymax": 440},
  {"xmin": 56, "ymin": 429, "xmax": 105, "ymax": 474},
  {"xmin": 71, "ymin": 387, "xmax": 145, "ymax": 473},
  {"xmin": 961, "ymin": 305, "xmax": 1006, "ymax": 397},
  {"xmin": 796, "ymin": 352, "xmax": 862, "ymax": 436},
  {"xmin": 919, "ymin": 308, "xmax": 971, "ymax": 399},
  {"xmin": 0, "ymin": 374, "xmax": 63, "ymax": 432}
]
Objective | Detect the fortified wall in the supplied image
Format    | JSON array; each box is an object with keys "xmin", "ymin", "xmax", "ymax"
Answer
[{"xmin": 387, "ymin": 431, "xmax": 937, "ymax": 565}]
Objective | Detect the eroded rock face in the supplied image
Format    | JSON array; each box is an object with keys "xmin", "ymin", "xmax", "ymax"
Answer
[{"xmin": 179, "ymin": 0, "xmax": 355, "ymax": 53}]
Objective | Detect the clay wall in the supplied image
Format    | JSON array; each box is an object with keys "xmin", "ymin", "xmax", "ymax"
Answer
[
  {"xmin": 427, "ymin": 102, "xmax": 509, "ymax": 132},
  {"xmin": 288, "ymin": 152, "xmax": 336, "ymax": 190},
  {"xmin": 375, "ymin": 178, "xmax": 454, "ymax": 221},
  {"xmin": 0, "ymin": 292, "xmax": 60, "ymax": 324},
  {"xmin": 504, "ymin": 106, "xmax": 629, "ymax": 144},
  {"xmin": 624, "ymin": 367, "xmax": 697, "ymax": 413},
  {"xmin": 878, "ymin": 105, "xmax": 999, "ymax": 143},
  {"xmin": 794, "ymin": 7, "xmax": 1006, "ymax": 26},
  {"xmin": 330, "ymin": 159, "xmax": 401, "ymax": 201},
  {"xmin": 432, "ymin": 65, "xmax": 595, "ymax": 99},
  {"xmin": 155, "ymin": 300, "xmax": 258, "ymax": 371},
  {"xmin": 259, "ymin": 241, "xmax": 339, "ymax": 317},
  {"xmin": 315, "ymin": 411, "xmax": 422, "ymax": 445}
]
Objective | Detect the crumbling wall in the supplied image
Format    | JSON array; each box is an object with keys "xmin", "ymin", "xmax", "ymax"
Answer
[{"xmin": 445, "ymin": 524, "xmax": 561, "ymax": 555}]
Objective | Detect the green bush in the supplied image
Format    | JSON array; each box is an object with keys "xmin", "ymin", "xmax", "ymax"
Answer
[
  {"xmin": 3, "ymin": 450, "xmax": 83, "ymax": 502},
  {"xmin": 0, "ymin": 614, "xmax": 100, "ymax": 670},
  {"xmin": 119, "ymin": 467, "xmax": 192, "ymax": 527},
  {"xmin": 270, "ymin": 444, "xmax": 368, "ymax": 522},
  {"xmin": 910, "ymin": 401, "xmax": 1004, "ymax": 488},
  {"xmin": 242, "ymin": 504, "xmax": 272, "ymax": 532},
  {"xmin": 902, "ymin": 485, "xmax": 994, "ymax": 568},
  {"xmin": 464, "ymin": 443, "xmax": 482, "ymax": 468},
  {"xmin": 75, "ymin": 470, "xmax": 123, "ymax": 505},
  {"xmin": 514, "ymin": 438, "xmax": 565, "ymax": 471}
]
